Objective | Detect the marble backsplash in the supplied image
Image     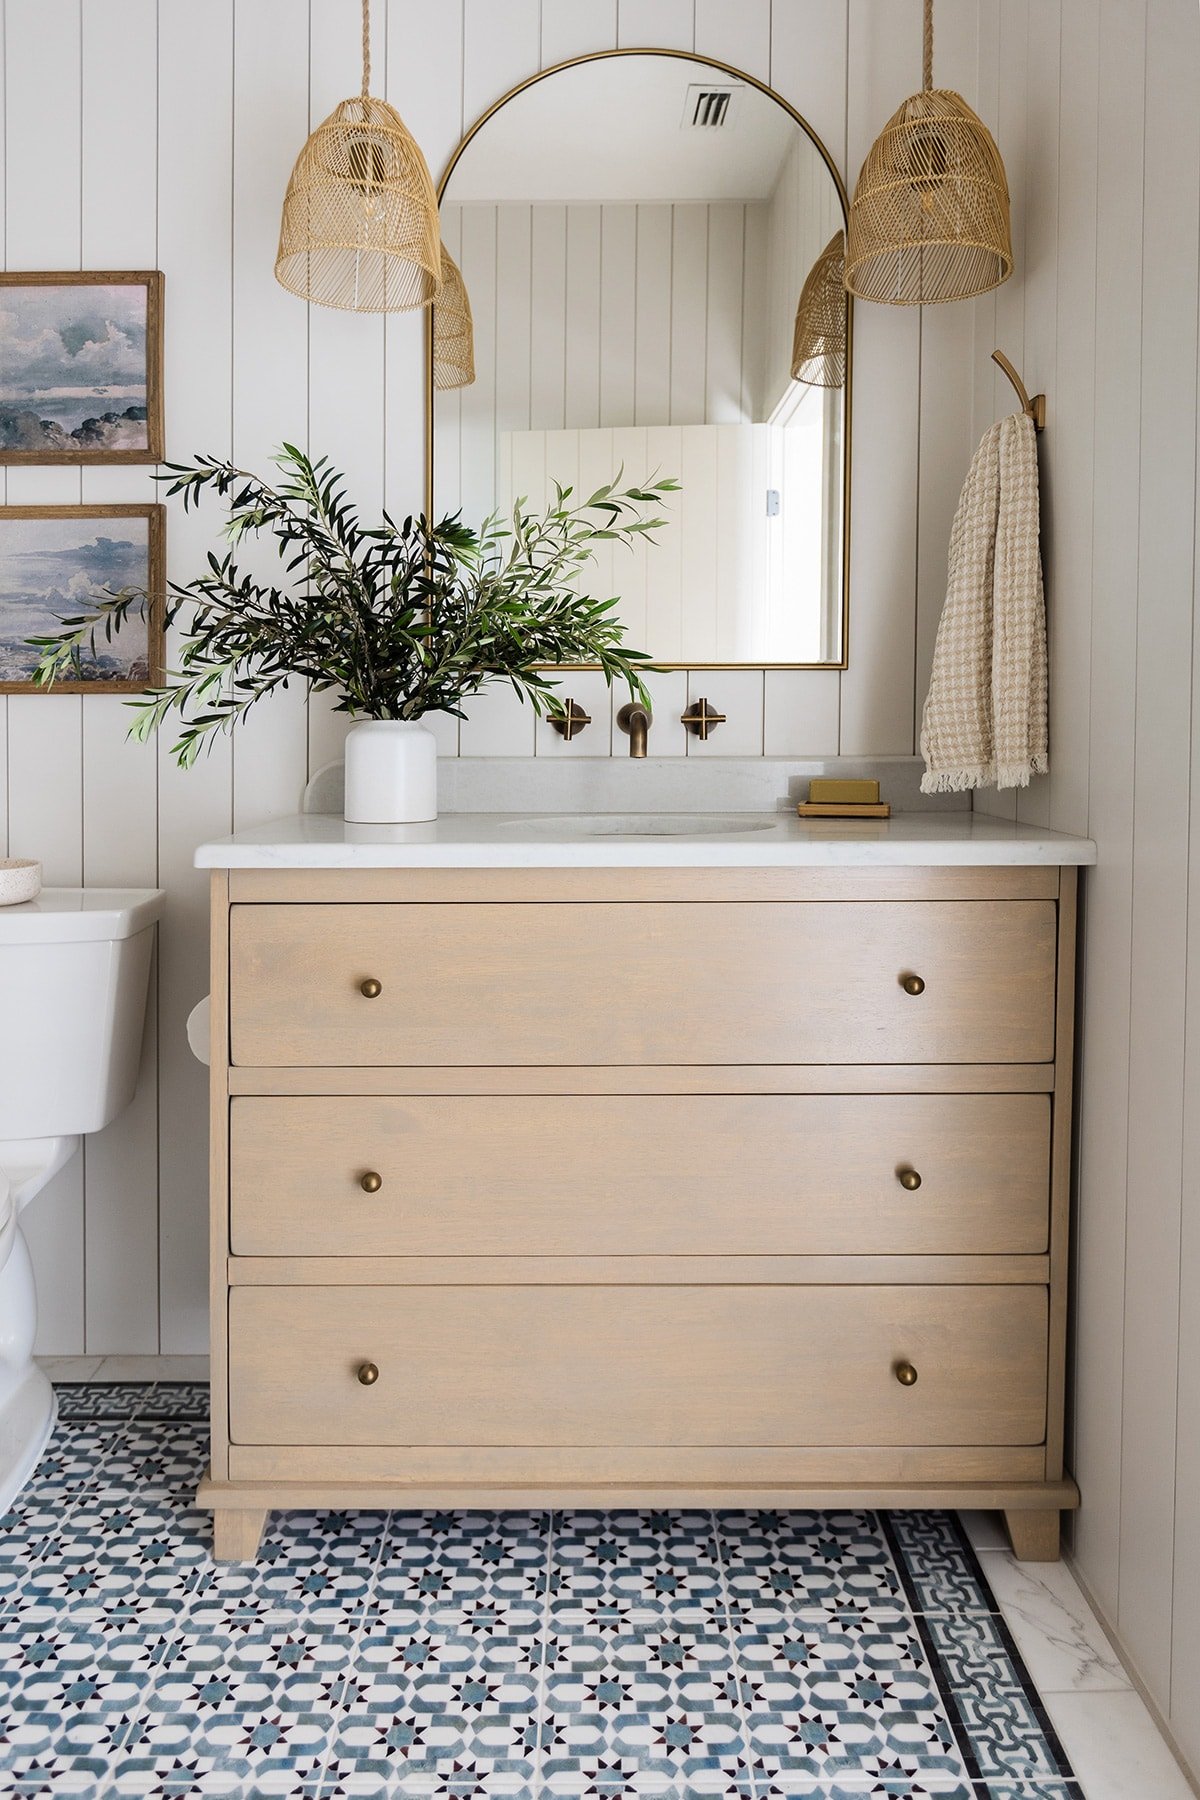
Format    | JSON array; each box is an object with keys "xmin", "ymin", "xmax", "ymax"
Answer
[{"xmin": 302, "ymin": 756, "xmax": 968, "ymax": 817}]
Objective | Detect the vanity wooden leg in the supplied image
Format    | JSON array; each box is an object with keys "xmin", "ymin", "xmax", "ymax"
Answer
[
  {"xmin": 1004, "ymin": 1508, "xmax": 1061, "ymax": 1562},
  {"xmin": 212, "ymin": 1508, "xmax": 267, "ymax": 1562}
]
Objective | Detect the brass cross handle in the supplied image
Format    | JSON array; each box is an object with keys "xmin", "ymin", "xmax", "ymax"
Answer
[
  {"xmin": 549, "ymin": 698, "xmax": 592, "ymax": 742},
  {"xmin": 680, "ymin": 697, "xmax": 726, "ymax": 740}
]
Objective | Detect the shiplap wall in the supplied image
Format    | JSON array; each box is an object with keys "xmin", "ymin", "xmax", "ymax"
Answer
[
  {"xmin": 438, "ymin": 198, "xmax": 766, "ymax": 542},
  {"xmin": 969, "ymin": 0, "xmax": 1200, "ymax": 1780},
  {"xmin": 763, "ymin": 127, "xmax": 842, "ymax": 412},
  {"xmin": 0, "ymin": 1, "xmax": 985, "ymax": 1353}
]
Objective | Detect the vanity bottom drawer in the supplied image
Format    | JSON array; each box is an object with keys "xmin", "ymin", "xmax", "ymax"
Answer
[{"xmin": 228, "ymin": 1284, "xmax": 1048, "ymax": 1450}]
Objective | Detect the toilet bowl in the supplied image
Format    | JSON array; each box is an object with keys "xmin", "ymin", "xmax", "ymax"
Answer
[{"xmin": 0, "ymin": 887, "xmax": 162, "ymax": 1512}]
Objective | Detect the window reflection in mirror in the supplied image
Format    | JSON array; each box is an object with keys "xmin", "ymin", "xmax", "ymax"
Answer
[{"xmin": 431, "ymin": 53, "xmax": 849, "ymax": 668}]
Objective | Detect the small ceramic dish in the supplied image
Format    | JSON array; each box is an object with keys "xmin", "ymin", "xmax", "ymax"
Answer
[{"xmin": 0, "ymin": 859, "xmax": 42, "ymax": 906}]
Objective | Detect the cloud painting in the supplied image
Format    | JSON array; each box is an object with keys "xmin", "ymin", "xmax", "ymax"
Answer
[
  {"xmin": 0, "ymin": 508, "xmax": 164, "ymax": 690},
  {"xmin": 0, "ymin": 275, "xmax": 163, "ymax": 461}
]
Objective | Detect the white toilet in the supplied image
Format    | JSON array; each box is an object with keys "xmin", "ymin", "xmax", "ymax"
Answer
[{"xmin": 0, "ymin": 887, "xmax": 161, "ymax": 1512}]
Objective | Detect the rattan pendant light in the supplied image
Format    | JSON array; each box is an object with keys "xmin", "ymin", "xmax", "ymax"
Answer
[
  {"xmin": 845, "ymin": 0, "xmax": 1012, "ymax": 305},
  {"xmin": 791, "ymin": 233, "xmax": 847, "ymax": 388},
  {"xmin": 433, "ymin": 246, "xmax": 476, "ymax": 389},
  {"xmin": 275, "ymin": 0, "xmax": 441, "ymax": 311}
]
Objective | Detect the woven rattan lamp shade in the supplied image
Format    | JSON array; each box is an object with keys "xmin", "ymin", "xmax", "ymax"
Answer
[
  {"xmin": 845, "ymin": 0, "xmax": 1012, "ymax": 306},
  {"xmin": 275, "ymin": 0, "xmax": 441, "ymax": 312},
  {"xmin": 433, "ymin": 246, "xmax": 475, "ymax": 390},
  {"xmin": 791, "ymin": 234, "xmax": 847, "ymax": 388}
]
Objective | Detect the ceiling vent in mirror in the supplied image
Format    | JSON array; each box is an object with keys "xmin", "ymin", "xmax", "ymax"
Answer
[{"xmin": 682, "ymin": 84, "xmax": 741, "ymax": 129}]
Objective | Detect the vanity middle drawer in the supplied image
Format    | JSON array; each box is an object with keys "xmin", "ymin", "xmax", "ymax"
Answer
[
  {"xmin": 229, "ymin": 1092, "xmax": 1052, "ymax": 1256},
  {"xmin": 228, "ymin": 900, "xmax": 1058, "ymax": 1066}
]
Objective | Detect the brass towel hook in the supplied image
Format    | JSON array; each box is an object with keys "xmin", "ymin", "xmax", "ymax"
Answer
[{"xmin": 992, "ymin": 350, "xmax": 1046, "ymax": 431}]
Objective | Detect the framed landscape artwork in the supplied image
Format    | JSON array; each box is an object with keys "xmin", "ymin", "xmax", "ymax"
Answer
[
  {"xmin": 0, "ymin": 271, "xmax": 164, "ymax": 463},
  {"xmin": 0, "ymin": 504, "xmax": 165, "ymax": 693}
]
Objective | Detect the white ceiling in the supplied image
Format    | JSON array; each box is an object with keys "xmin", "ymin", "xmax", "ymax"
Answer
[{"xmin": 443, "ymin": 54, "xmax": 807, "ymax": 206}]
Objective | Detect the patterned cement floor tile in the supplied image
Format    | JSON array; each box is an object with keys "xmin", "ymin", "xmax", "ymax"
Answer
[{"xmin": 0, "ymin": 1385, "xmax": 1080, "ymax": 1800}]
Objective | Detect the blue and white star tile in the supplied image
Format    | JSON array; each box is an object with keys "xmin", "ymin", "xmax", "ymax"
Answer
[
  {"xmin": 94, "ymin": 1419, "xmax": 212, "ymax": 1500},
  {"xmin": 321, "ymin": 1704, "xmax": 539, "ymax": 1798},
  {"xmin": 752, "ymin": 1775, "xmax": 975, "ymax": 1798},
  {"xmin": 370, "ymin": 1509, "xmax": 549, "ymax": 1614},
  {"xmin": 551, "ymin": 1509, "xmax": 725, "ymax": 1613},
  {"xmin": 160, "ymin": 1611, "xmax": 361, "ymax": 1680},
  {"xmin": 716, "ymin": 1510, "xmax": 909, "ymax": 1618},
  {"xmin": 737, "ymin": 1610, "xmax": 969, "ymax": 1785},
  {"xmin": 114, "ymin": 1666, "xmax": 339, "ymax": 1794},
  {"xmin": 0, "ymin": 1389, "xmax": 1084, "ymax": 1800},
  {"xmin": 17, "ymin": 1422, "xmax": 122, "ymax": 1506}
]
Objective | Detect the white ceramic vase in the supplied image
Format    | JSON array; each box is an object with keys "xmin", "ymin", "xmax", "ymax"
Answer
[{"xmin": 343, "ymin": 719, "xmax": 438, "ymax": 824}]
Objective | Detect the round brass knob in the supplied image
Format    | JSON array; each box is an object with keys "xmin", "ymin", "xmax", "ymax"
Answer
[
  {"xmin": 900, "ymin": 974, "xmax": 926, "ymax": 996},
  {"xmin": 356, "ymin": 1362, "xmax": 379, "ymax": 1386},
  {"xmin": 359, "ymin": 978, "xmax": 382, "ymax": 999},
  {"xmin": 898, "ymin": 1168, "xmax": 922, "ymax": 1192},
  {"xmin": 894, "ymin": 1361, "xmax": 919, "ymax": 1387},
  {"xmin": 360, "ymin": 1171, "xmax": 383, "ymax": 1194}
]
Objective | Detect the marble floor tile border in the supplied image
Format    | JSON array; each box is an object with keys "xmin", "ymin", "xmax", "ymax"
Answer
[
  {"xmin": 880, "ymin": 1514, "xmax": 1078, "ymax": 1792},
  {"xmin": 36, "ymin": 1355, "xmax": 211, "ymax": 1385}
]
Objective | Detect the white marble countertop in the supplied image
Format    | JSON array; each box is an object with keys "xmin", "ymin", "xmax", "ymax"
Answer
[{"xmin": 195, "ymin": 812, "xmax": 1097, "ymax": 869}]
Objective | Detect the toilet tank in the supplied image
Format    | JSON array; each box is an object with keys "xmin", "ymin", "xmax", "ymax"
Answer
[{"xmin": 0, "ymin": 889, "xmax": 162, "ymax": 1138}]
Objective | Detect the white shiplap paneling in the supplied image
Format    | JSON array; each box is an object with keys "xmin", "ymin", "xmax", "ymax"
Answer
[
  {"xmin": 4, "ymin": 0, "xmax": 86, "ymax": 1352},
  {"xmin": 154, "ymin": 0, "xmax": 235, "ymax": 1353},
  {"xmin": 1115, "ymin": 0, "xmax": 1198, "ymax": 1709},
  {"xmin": 993, "ymin": 0, "xmax": 1200, "ymax": 1783},
  {"xmin": 4, "ymin": 3, "xmax": 977, "ymax": 1355}
]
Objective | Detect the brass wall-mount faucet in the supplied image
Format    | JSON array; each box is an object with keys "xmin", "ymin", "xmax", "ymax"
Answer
[{"xmin": 616, "ymin": 702, "xmax": 652, "ymax": 757}]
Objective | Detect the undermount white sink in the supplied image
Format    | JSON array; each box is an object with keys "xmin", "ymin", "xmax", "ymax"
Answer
[{"xmin": 500, "ymin": 813, "xmax": 782, "ymax": 838}]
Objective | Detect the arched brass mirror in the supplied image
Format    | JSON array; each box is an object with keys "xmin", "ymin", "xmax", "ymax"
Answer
[{"xmin": 426, "ymin": 51, "xmax": 851, "ymax": 668}]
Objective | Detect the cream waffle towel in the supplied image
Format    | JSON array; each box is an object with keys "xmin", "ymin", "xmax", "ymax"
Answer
[{"xmin": 920, "ymin": 410, "xmax": 1048, "ymax": 792}]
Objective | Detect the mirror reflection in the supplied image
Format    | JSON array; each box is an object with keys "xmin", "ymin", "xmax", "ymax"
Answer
[{"xmin": 432, "ymin": 52, "xmax": 850, "ymax": 667}]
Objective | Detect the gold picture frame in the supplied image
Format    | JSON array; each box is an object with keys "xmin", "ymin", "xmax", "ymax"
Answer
[
  {"xmin": 0, "ymin": 270, "xmax": 164, "ymax": 465},
  {"xmin": 0, "ymin": 503, "xmax": 166, "ymax": 694}
]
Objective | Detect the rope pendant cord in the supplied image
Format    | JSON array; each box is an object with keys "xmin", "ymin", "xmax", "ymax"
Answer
[
  {"xmin": 923, "ymin": 0, "xmax": 934, "ymax": 92},
  {"xmin": 361, "ymin": 0, "xmax": 371, "ymax": 99}
]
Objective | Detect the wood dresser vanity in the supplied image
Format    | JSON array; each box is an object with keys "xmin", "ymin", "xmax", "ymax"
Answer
[{"xmin": 195, "ymin": 815, "xmax": 1094, "ymax": 1564}]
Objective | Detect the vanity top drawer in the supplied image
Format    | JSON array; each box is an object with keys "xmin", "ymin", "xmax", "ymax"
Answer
[
  {"xmin": 228, "ymin": 1282, "xmax": 1048, "ymax": 1449},
  {"xmin": 229, "ymin": 1092, "xmax": 1051, "ymax": 1257},
  {"xmin": 228, "ymin": 900, "xmax": 1057, "ymax": 1067}
]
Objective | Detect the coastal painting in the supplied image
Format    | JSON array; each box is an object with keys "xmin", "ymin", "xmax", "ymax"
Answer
[
  {"xmin": 0, "ymin": 505, "xmax": 165, "ymax": 692},
  {"xmin": 0, "ymin": 272, "xmax": 163, "ymax": 463}
]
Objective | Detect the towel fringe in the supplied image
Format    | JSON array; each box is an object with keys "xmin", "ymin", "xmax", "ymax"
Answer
[
  {"xmin": 920, "ymin": 765, "xmax": 995, "ymax": 794},
  {"xmin": 996, "ymin": 754, "xmax": 1049, "ymax": 791},
  {"xmin": 920, "ymin": 755, "xmax": 1049, "ymax": 796}
]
